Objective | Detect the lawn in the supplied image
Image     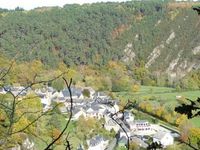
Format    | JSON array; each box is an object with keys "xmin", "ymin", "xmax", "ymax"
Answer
[{"xmin": 114, "ymin": 86, "xmax": 200, "ymax": 127}]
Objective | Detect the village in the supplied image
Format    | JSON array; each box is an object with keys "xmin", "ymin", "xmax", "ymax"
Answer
[{"xmin": 0, "ymin": 86, "xmax": 179, "ymax": 150}]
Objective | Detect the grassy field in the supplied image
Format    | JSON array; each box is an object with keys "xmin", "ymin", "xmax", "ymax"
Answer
[{"xmin": 114, "ymin": 86, "xmax": 200, "ymax": 127}]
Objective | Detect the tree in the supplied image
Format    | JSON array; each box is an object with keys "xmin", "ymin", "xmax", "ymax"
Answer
[
  {"xmin": 82, "ymin": 89, "xmax": 90, "ymax": 98},
  {"xmin": 129, "ymin": 141, "xmax": 139, "ymax": 150},
  {"xmin": 175, "ymin": 97, "xmax": 200, "ymax": 150},
  {"xmin": 189, "ymin": 128, "xmax": 200, "ymax": 149},
  {"xmin": 175, "ymin": 98, "xmax": 200, "ymax": 119},
  {"xmin": 177, "ymin": 116, "xmax": 191, "ymax": 142},
  {"xmin": 0, "ymin": 62, "xmax": 74, "ymax": 149}
]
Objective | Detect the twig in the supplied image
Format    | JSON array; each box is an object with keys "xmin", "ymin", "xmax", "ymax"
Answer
[
  {"xmin": 0, "ymin": 61, "xmax": 14, "ymax": 81},
  {"xmin": 106, "ymin": 100, "xmax": 136, "ymax": 150},
  {"xmin": 44, "ymin": 78, "xmax": 73, "ymax": 150}
]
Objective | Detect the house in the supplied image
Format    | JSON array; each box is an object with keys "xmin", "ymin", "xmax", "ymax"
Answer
[
  {"xmin": 104, "ymin": 116, "xmax": 120, "ymax": 132},
  {"xmin": 39, "ymin": 94, "xmax": 51, "ymax": 106},
  {"xmin": 72, "ymin": 107, "xmax": 87, "ymax": 120},
  {"xmin": 153, "ymin": 131, "xmax": 174, "ymax": 148},
  {"xmin": 21, "ymin": 137, "xmax": 35, "ymax": 150},
  {"xmin": 93, "ymin": 92, "xmax": 109, "ymax": 101},
  {"xmin": 85, "ymin": 102, "xmax": 107, "ymax": 119},
  {"xmin": 123, "ymin": 111, "xmax": 134, "ymax": 123},
  {"xmin": 59, "ymin": 106, "xmax": 68, "ymax": 114},
  {"xmin": 66, "ymin": 99, "xmax": 84, "ymax": 107},
  {"xmin": 104, "ymin": 101, "xmax": 119, "ymax": 114},
  {"xmin": 8, "ymin": 86, "xmax": 28, "ymax": 97},
  {"xmin": 37, "ymin": 92, "xmax": 52, "ymax": 112},
  {"xmin": 87, "ymin": 135, "xmax": 109, "ymax": 150},
  {"xmin": 0, "ymin": 88, "xmax": 6, "ymax": 94},
  {"xmin": 59, "ymin": 87, "xmax": 84, "ymax": 100},
  {"xmin": 128, "ymin": 120, "xmax": 155, "ymax": 136}
]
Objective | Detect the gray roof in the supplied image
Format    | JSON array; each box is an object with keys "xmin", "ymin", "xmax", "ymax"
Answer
[
  {"xmin": 89, "ymin": 135, "xmax": 106, "ymax": 147},
  {"xmin": 153, "ymin": 131, "xmax": 170, "ymax": 140},
  {"xmin": 58, "ymin": 97, "xmax": 65, "ymax": 101},
  {"xmin": 94, "ymin": 92, "xmax": 107, "ymax": 97},
  {"xmin": 47, "ymin": 87, "xmax": 54, "ymax": 92},
  {"xmin": 73, "ymin": 107, "xmax": 82, "ymax": 114},
  {"xmin": 3, "ymin": 86, "xmax": 11, "ymax": 91},
  {"xmin": 124, "ymin": 111, "xmax": 132, "ymax": 118},
  {"xmin": 62, "ymin": 87, "xmax": 82, "ymax": 97},
  {"xmin": 38, "ymin": 93, "xmax": 45, "ymax": 98},
  {"xmin": 90, "ymin": 103, "xmax": 102, "ymax": 110}
]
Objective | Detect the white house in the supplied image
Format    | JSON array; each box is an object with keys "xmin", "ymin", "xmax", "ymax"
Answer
[
  {"xmin": 104, "ymin": 116, "xmax": 120, "ymax": 132},
  {"xmin": 40, "ymin": 95, "xmax": 51, "ymax": 106},
  {"xmin": 153, "ymin": 131, "xmax": 174, "ymax": 148},
  {"xmin": 0, "ymin": 88, "xmax": 6, "ymax": 94},
  {"xmin": 87, "ymin": 135, "xmax": 109, "ymax": 150},
  {"xmin": 60, "ymin": 87, "xmax": 84, "ymax": 100},
  {"xmin": 106, "ymin": 102, "xmax": 119, "ymax": 114},
  {"xmin": 124, "ymin": 111, "xmax": 134, "ymax": 123},
  {"xmin": 128, "ymin": 120, "xmax": 155, "ymax": 136},
  {"xmin": 21, "ymin": 138, "xmax": 35, "ymax": 150},
  {"xmin": 72, "ymin": 108, "xmax": 87, "ymax": 120},
  {"xmin": 93, "ymin": 92, "xmax": 109, "ymax": 101},
  {"xmin": 85, "ymin": 103, "xmax": 107, "ymax": 119}
]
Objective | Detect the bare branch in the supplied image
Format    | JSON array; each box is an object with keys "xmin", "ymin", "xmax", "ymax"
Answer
[
  {"xmin": 11, "ymin": 102, "xmax": 62, "ymax": 135},
  {"xmin": 16, "ymin": 95, "xmax": 40, "ymax": 105},
  {"xmin": 0, "ymin": 61, "xmax": 14, "ymax": 81},
  {"xmin": 15, "ymin": 72, "xmax": 66, "ymax": 99},
  {"xmin": 14, "ymin": 109, "xmax": 43, "ymax": 123},
  {"xmin": 44, "ymin": 78, "xmax": 73, "ymax": 150},
  {"xmin": 108, "ymin": 100, "xmax": 137, "ymax": 150},
  {"xmin": 29, "ymin": 131, "xmax": 49, "ymax": 146}
]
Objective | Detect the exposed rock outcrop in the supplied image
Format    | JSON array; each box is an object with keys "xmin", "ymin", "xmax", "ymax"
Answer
[
  {"xmin": 192, "ymin": 45, "xmax": 200, "ymax": 55},
  {"xmin": 145, "ymin": 44, "xmax": 165, "ymax": 68},
  {"xmin": 122, "ymin": 43, "xmax": 135, "ymax": 62},
  {"xmin": 166, "ymin": 31, "xmax": 175, "ymax": 44}
]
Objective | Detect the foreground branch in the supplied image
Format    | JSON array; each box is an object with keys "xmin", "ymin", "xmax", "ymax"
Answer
[{"xmin": 44, "ymin": 78, "xmax": 73, "ymax": 150}]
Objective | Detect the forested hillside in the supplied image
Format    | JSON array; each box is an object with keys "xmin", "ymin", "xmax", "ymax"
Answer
[{"xmin": 0, "ymin": 1, "xmax": 200, "ymax": 88}]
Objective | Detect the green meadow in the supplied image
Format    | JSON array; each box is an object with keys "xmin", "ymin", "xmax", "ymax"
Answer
[{"xmin": 114, "ymin": 86, "xmax": 200, "ymax": 127}]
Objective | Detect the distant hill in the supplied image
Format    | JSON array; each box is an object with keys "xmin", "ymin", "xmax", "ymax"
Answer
[{"xmin": 0, "ymin": 1, "xmax": 200, "ymax": 82}]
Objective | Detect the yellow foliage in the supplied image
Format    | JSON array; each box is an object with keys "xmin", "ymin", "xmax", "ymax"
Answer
[
  {"xmin": 139, "ymin": 101, "xmax": 146, "ymax": 110},
  {"xmin": 52, "ymin": 128, "xmax": 62, "ymax": 144},
  {"xmin": 189, "ymin": 127, "xmax": 200, "ymax": 144},
  {"xmin": 145, "ymin": 102, "xmax": 153, "ymax": 113},
  {"xmin": 119, "ymin": 99, "xmax": 127, "ymax": 110},
  {"xmin": 131, "ymin": 84, "xmax": 140, "ymax": 92},
  {"xmin": 163, "ymin": 114, "xmax": 173, "ymax": 123},
  {"xmin": 107, "ymin": 61, "xmax": 126, "ymax": 72},
  {"xmin": 155, "ymin": 106, "xmax": 165, "ymax": 117},
  {"xmin": 176, "ymin": 114, "xmax": 188, "ymax": 126},
  {"xmin": 168, "ymin": 10, "xmax": 179, "ymax": 20},
  {"xmin": 13, "ymin": 116, "xmax": 31, "ymax": 133}
]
